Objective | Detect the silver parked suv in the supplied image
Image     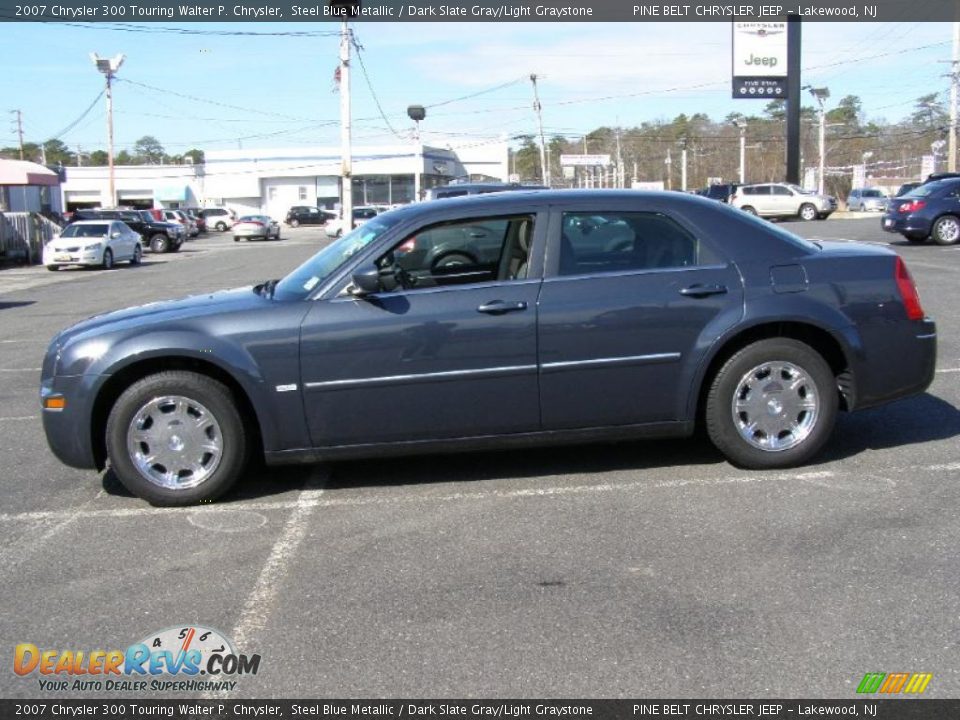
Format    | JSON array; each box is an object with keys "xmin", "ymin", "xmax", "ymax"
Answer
[{"xmin": 731, "ymin": 183, "xmax": 836, "ymax": 221}]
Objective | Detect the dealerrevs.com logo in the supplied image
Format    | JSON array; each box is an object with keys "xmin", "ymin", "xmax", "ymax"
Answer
[{"xmin": 14, "ymin": 625, "xmax": 260, "ymax": 693}]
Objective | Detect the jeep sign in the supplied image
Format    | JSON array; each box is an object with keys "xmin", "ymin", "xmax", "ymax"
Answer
[{"xmin": 732, "ymin": 22, "xmax": 788, "ymax": 99}]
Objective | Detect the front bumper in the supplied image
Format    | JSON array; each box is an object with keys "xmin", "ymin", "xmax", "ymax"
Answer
[
  {"xmin": 41, "ymin": 374, "xmax": 101, "ymax": 470},
  {"xmin": 43, "ymin": 247, "xmax": 103, "ymax": 266}
]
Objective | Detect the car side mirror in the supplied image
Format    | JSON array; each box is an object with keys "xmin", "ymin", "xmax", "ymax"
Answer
[
  {"xmin": 111, "ymin": 232, "xmax": 121, "ymax": 238},
  {"xmin": 350, "ymin": 263, "xmax": 382, "ymax": 296}
]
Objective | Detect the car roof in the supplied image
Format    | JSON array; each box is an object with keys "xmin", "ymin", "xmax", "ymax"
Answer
[{"xmin": 67, "ymin": 219, "xmax": 113, "ymax": 225}]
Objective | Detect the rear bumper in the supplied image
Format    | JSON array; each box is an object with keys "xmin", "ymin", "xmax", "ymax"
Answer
[
  {"xmin": 853, "ymin": 319, "xmax": 937, "ymax": 411},
  {"xmin": 882, "ymin": 215, "xmax": 931, "ymax": 237}
]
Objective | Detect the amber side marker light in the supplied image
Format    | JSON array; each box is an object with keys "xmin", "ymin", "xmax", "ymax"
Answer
[{"xmin": 43, "ymin": 396, "xmax": 66, "ymax": 410}]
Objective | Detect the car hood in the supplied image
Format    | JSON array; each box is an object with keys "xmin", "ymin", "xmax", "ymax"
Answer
[
  {"xmin": 55, "ymin": 285, "xmax": 270, "ymax": 348},
  {"xmin": 48, "ymin": 237, "xmax": 105, "ymax": 249}
]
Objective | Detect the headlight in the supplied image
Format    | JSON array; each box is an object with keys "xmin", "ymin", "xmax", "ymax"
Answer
[{"xmin": 85, "ymin": 243, "xmax": 102, "ymax": 252}]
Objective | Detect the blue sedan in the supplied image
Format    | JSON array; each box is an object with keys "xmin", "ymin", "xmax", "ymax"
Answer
[
  {"xmin": 40, "ymin": 190, "xmax": 937, "ymax": 505},
  {"xmin": 882, "ymin": 178, "xmax": 960, "ymax": 244}
]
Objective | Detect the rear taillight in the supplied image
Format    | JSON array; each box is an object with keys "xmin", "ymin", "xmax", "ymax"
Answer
[
  {"xmin": 899, "ymin": 200, "xmax": 926, "ymax": 213},
  {"xmin": 895, "ymin": 257, "xmax": 924, "ymax": 320}
]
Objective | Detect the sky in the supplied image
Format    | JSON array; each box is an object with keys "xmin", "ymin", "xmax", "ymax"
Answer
[{"xmin": 2, "ymin": 20, "xmax": 953, "ymax": 156}]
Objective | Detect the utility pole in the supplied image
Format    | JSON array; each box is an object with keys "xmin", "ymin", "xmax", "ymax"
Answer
[
  {"xmin": 530, "ymin": 74, "xmax": 550, "ymax": 187},
  {"xmin": 806, "ymin": 86, "xmax": 830, "ymax": 194},
  {"xmin": 680, "ymin": 136, "xmax": 688, "ymax": 192},
  {"xmin": 11, "ymin": 110, "xmax": 24, "ymax": 160},
  {"xmin": 339, "ymin": 21, "xmax": 353, "ymax": 226},
  {"xmin": 949, "ymin": 21, "xmax": 960, "ymax": 172},
  {"xmin": 614, "ymin": 125, "xmax": 623, "ymax": 189}
]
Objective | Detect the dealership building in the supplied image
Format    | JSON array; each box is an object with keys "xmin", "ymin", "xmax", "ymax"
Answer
[{"xmin": 59, "ymin": 141, "xmax": 510, "ymax": 216}]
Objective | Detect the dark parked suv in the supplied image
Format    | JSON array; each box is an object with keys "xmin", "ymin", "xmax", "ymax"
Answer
[
  {"xmin": 71, "ymin": 209, "xmax": 184, "ymax": 253},
  {"xmin": 41, "ymin": 190, "xmax": 936, "ymax": 505},
  {"xmin": 285, "ymin": 206, "xmax": 336, "ymax": 227},
  {"xmin": 882, "ymin": 178, "xmax": 960, "ymax": 245}
]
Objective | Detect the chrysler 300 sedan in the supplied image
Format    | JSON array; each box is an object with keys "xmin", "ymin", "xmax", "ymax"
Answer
[{"xmin": 41, "ymin": 191, "xmax": 937, "ymax": 505}]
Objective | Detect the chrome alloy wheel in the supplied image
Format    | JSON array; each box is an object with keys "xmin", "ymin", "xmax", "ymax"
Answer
[
  {"xmin": 731, "ymin": 361, "xmax": 819, "ymax": 452},
  {"xmin": 935, "ymin": 217, "xmax": 960, "ymax": 243},
  {"xmin": 125, "ymin": 395, "xmax": 223, "ymax": 489}
]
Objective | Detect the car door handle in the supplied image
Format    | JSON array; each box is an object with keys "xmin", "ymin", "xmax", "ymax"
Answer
[
  {"xmin": 679, "ymin": 284, "xmax": 728, "ymax": 297},
  {"xmin": 477, "ymin": 300, "xmax": 528, "ymax": 315}
]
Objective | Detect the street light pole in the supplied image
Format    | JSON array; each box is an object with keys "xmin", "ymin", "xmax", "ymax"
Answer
[
  {"xmin": 806, "ymin": 86, "xmax": 830, "ymax": 195},
  {"xmin": 530, "ymin": 74, "xmax": 550, "ymax": 187},
  {"xmin": 732, "ymin": 120, "xmax": 746, "ymax": 183},
  {"xmin": 91, "ymin": 53, "xmax": 124, "ymax": 208}
]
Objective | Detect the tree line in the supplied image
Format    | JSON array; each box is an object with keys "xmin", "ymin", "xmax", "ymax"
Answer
[
  {"xmin": 511, "ymin": 93, "xmax": 950, "ymax": 198},
  {"xmin": 1, "ymin": 135, "xmax": 204, "ymax": 167}
]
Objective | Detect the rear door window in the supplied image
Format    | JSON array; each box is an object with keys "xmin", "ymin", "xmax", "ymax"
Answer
[{"xmin": 558, "ymin": 211, "xmax": 721, "ymax": 277}]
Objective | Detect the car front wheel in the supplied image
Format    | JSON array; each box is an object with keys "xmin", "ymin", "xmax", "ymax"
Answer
[
  {"xmin": 101, "ymin": 248, "xmax": 114, "ymax": 269},
  {"xmin": 705, "ymin": 339, "xmax": 838, "ymax": 469},
  {"xmin": 932, "ymin": 215, "xmax": 960, "ymax": 245},
  {"xmin": 105, "ymin": 371, "xmax": 248, "ymax": 506},
  {"xmin": 149, "ymin": 234, "xmax": 169, "ymax": 253},
  {"xmin": 740, "ymin": 206, "xmax": 758, "ymax": 216},
  {"xmin": 799, "ymin": 203, "xmax": 818, "ymax": 221},
  {"xmin": 216, "ymin": 222, "xmax": 227, "ymax": 232}
]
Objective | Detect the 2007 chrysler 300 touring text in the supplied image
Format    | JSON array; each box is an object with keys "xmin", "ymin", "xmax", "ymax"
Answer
[{"xmin": 40, "ymin": 191, "xmax": 937, "ymax": 505}]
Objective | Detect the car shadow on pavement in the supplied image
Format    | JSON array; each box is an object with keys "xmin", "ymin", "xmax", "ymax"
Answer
[
  {"xmin": 321, "ymin": 437, "xmax": 725, "ymax": 493},
  {"xmin": 821, "ymin": 392, "xmax": 960, "ymax": 461},
  {"xmin": 101, "ymin": 393, "xmax": 960, "ymax": 503},
  {"xmin": 0, "ymin": 300, "xmax": 36, "ymax": 309}
]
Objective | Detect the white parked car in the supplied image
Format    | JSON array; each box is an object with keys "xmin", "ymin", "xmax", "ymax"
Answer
[
  {"xmin": 731, "ymin": 183, "xmax": 837, "ymax": 221},
  {"xmin": 43, "ymin": 220, "xmax": 142, "ymax": 271},
  {"xmin": 200, "ymin": 207, "xmax": 236, "ymax": 232},
  {"xmin": 324, "ymin": 206, "xmax": 380, "ymax": 238}
]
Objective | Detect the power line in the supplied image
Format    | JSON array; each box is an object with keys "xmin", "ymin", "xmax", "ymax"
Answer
[
  {"xmin": 50, "ymin": 89, "xmax": 105, "ymax": 141},
  {"xmin": 350, "ymin": 35, "xmax": 405, "ymax": 141}
]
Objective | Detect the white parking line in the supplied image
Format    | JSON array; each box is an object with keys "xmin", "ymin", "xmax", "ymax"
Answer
[
  {"xmin": 0, "ymin": 368, "xmax": 41, "ymax": 372},
  {"xmin": 937, "ymin": 368, "xmax": 960, "ymax": 373},
  {"xmin": 0, "ymin": 416, "xmax": 38, "ymax": 421},
  {"xmin": 2, "ymin": 462, "xmax": 958, "ymax": 528},
  {"xmin": 228, "ymin": 467, "xmax": 328, "ymax": 649}
]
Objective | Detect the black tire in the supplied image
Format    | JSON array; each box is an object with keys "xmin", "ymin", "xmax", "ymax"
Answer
[
  {"xmin": 705, "ymin": 338, "xmax": 838, "ymax": 469},
  {"xmin": 46, "ymin": 265, "xmax": 60, "ymax": 272},
  {"xmin": 741, "ymin": 206, "xmax": 758, "ymax": 216},
  {"xmin": 149, "ymin": 234, "xmax": 170, "ymax": 253},
  {"xmin": 130, "ymin": 244, "xmax": 142, "ymax": 266},
  {"xmin": 799, "ymin": 203, "xmax": 818, "ymax": 221},
  {"xmin": 290, "ymin": 219, "xmax": 300, "ymax": 228},
  {"xmin": 101, "ymin": 248, "xmax": 114, "ymax": 270},
  {"xmin": 431, "ymin": 252, "xmax": 475, "ymax": 272},
  {"xmin": 216, "ymin": 222, "xmax": 227, "ymax": 232},
  {"xmin": 105, "ymin": 371, "xmax": 249, "ymax": 506},
  {"xmin": 931, "ymin": 215, "xmax": 960, "ymax": 246}
]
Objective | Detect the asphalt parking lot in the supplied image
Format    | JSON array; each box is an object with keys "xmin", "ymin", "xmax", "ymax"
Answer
[{"xmin": 2, "ymin": 215, "xmax": 958, "ymax": 699}]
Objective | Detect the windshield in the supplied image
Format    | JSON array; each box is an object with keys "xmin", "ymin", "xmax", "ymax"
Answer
[
  {"xmin": 62, "ymin": 224, "xmax": 109, "ymax": 238},
  {"xmin": 273, "ymin": 218, "xmax": 399, "ymax": 301}
]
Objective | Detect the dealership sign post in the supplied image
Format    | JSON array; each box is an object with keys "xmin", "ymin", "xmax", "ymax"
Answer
[{"xmin": 731, "ymin": 22, "xmax": 788, "ymax": 99}]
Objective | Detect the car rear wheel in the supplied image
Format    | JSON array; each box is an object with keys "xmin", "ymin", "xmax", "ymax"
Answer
[
  {"xmin": 46, "ymin": 265, "xmax": 60, "ymax": 272},
  {"xmin": 290, "ymin": 219, "xmax": 300, "ymax": 228},
  {"xmin": 932, "ymin": 215, "xmax": 960, "ymax": 245},
  {"xmin": 705, "ymin": 339, "xmax": 838, "ymax": 469},
  {"xmin": 741, "ymin": 206, "xmax": 758, "ymax": 216},
  {"xmin": 799, "ymin": 203, "xmax": 818, "ymax": 221},
  {"xmin": 101, "ymin": 249, "xmax": 114, "ymax": 270},
  {"xmin": 149, "ymin": 234, "xmax": 169, "ymax": 253},
  {"xmin": 105, "ymin": 371, "xmax": 248, "ymax": 506}
]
